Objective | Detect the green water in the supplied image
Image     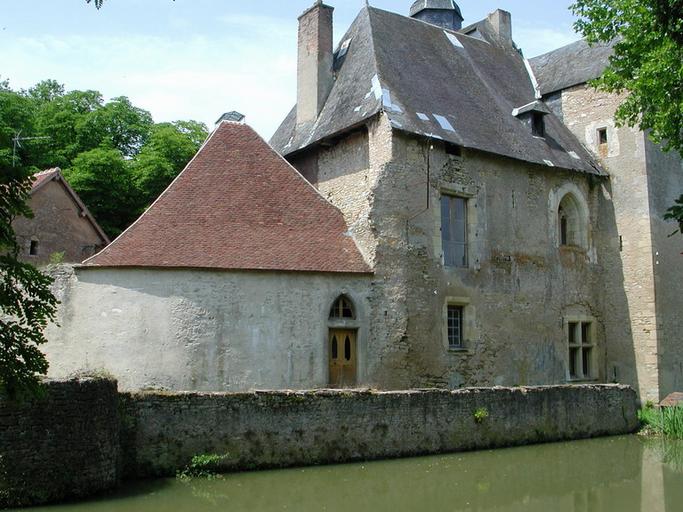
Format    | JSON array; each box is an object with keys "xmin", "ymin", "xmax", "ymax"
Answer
[{"xmin": 19, "ymin": 436, "xmax": 683, "ymax": 512}]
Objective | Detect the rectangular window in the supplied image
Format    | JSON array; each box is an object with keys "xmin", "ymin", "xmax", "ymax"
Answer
[
  {"xmin": 567, "ymin": 320, "xmax": 595, "ymax": 381},
  {"xmin": 532, "ymin": 113, "xmax": 545, "ymax": 137},
  {"xmin": 29, "ymin": 240, "xmax": 39, "ymax": 256},
  {"xmin": 441, "ymin": 195, "xmax": 468, "ymax": 268},
  {"xmin": 598, "ymin": 128, "xmax": 608, "ymax": 145},
  {"xmin": 447, "ymin": 305, "xmax": 464, "ymax": 349}
]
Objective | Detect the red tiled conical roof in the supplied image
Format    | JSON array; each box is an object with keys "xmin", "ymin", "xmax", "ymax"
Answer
[{"xmin": 84, "ymin": 122, "xmax": 370, "ymax": 274}]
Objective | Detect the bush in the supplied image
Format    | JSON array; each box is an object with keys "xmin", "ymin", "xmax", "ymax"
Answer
[
  {"xmin": 177, "ymin": 454, "xmax": 230, "ymax": 480},
  {"xmin": 639, "ymin": 405, "xmax": 683, "ymax": 439}
]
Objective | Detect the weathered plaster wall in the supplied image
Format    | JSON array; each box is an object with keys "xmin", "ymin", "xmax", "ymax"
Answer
[
  {"xmin": 13, "ymin": 180, "xmax": 107, "ymax": 265},
  {"xmin": 0, "ymin": 378, "xmax": 120, "ymax": 508},
  {"xmin": 44, "ymin": 266, "xmax": 371, "ymax": 392},
  {"xmin": 304, "ymin": 113, "xmax": 610, "ymax": 391},
  {"xmin": 559, "ymin": 83, "xmax": 683, "ymax": 401},
  {"xmin": 120, "ymin": 385, "xmax": 639, "ymax": 478}
]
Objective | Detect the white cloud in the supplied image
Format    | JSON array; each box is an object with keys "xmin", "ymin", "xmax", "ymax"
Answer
[{"xmin": 0, "ymin": 27, "xmax": 298, "ymax": 139}]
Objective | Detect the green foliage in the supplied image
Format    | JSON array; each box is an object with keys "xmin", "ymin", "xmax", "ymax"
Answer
[
  {"xmin": 571, "ymin": 0, "xmax": 683, "ymax": 154},
  {"xmin": 64, "ymin": 148, "xmax": 139, "ymax": 238},
  {"xmin": 134, "ymin": 121, "xmax": 208, "ymax": 205},
  {"xmin": 473, "ymin": 407, "xmax": 489, "ymax": 424},
  {"xmin": 177, "ymin": 454, "xmax": 229, "ymax": 480},
  {"xmin": 0, "ymin": 78, "xmax": 207, "ymax": 237},
  {"xmin": 48, "ymin": 252, "xmax": 65, "ymax": 265},
  {"xmin": 639, "ymin": 405, "xmax": 683, "ymax": 438},
  {"xmin": 0, "ymin": 158, "xmax": 58, "ymax": 398}
]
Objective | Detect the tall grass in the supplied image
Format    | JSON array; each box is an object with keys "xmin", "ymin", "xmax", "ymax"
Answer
[{"xmin": 639, "ymin": 405, "xmax": 683, "ymax": 439}]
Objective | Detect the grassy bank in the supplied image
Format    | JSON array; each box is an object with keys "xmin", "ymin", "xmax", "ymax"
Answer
[{"xmin": 639, "ymin": 404, "xmax": 683, "ymax": 439}]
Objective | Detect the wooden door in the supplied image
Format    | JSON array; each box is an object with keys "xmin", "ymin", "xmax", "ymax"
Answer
[{"xmin": 328, "ymin": 329, "xmax": 357, "ymax": 388}]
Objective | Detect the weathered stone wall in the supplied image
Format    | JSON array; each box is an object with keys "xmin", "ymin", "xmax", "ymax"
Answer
[
  {"xmin": 13, "ymin": 179, "xmax": 107, "ymax": 265},
  {"xmin": 303, "ymin": 113, "xmax": 611, "ymax": 391},
  {"xmin": 0, "ymin": 378, "xmax": 120, "ymax": 508},
  {"xmin": 559, "ymin": 84, "xmax": 683, "ymax": 401},
  {"xmin": 120, "ymin": 384, "xmax": 639, "ymax": 478},
  {"xmin": 44, "ymin": 266, "xmax": 371, "ymax": 392}
]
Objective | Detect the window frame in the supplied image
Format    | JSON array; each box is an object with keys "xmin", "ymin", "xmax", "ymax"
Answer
[
  {"xmin": 440, "ymin": 193, "xmax": 469, "ymax": 269},
  {"xmin": 565, "ymin": 317, "xmax": 597, "ymax": 382},
  {"xmin": 443, "ymin": 297, "xmax": 472, "ymax": 353},
  {"xmin": 447, "ymin": 305, "xmax": 464, "ymax": 349}
]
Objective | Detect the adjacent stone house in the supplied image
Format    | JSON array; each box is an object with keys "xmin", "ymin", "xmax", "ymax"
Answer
[
  {"xmin": 44, "ymin": 1, "xmax": 682, "ymax": 401},
  {"xmin": 13, "ymin": 168, "xmax": 109, "ymax": 264}
]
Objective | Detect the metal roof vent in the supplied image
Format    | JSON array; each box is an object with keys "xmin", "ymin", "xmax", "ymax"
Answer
[{"xmin": 216, "ymin": 111, "xmax": 246, "ymax": 124}]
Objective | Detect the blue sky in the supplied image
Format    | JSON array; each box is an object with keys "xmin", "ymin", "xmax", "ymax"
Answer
[{"xmin": 0, "ymin": 0, "xmax": 581, "ymax": 138}]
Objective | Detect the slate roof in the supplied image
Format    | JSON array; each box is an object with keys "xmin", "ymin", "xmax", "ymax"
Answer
[
  {"xmin": 410, "ymin": 0, "xmax": 462, "ymax": 17},
  {"xmin": 31, "ymin": 168, "xmax": 110, "ymax": 244},
  {"xmin": 530, "ymin": 39, "xmax": 615, "ymax": 96},
  {"xmin": 83, "ymin": 121, "xmax": 370, "ymax": 274},
  {"xmin": 271, "ymin": 7, "xmax": 604, "ymax": 176}
]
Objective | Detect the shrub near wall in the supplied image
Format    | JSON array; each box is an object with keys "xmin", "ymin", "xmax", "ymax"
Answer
[{"xmin": 0, "ymin": 378, "xmax": 120, "ymax": 508}]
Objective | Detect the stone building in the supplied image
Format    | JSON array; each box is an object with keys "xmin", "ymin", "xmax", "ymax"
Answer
[
  {"xmin": 13, "ymin": 168, "xmax": 109, "ymax": 264},
  {"xmin": 43, "ymin": 1, "xmax": 682, "ymax": 401}
]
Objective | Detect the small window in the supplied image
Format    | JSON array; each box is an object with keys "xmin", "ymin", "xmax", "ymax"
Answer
[
  {"xmin": 447, "ymin": 305, "xmax": 464, "ymax": 349},
  {"xmin": 598, "ymin": 128, "xmax": 608, "ymax": 145},
  {"xmin": 329, "ymin": 295, "xmax": 355, "ymax": 320},
  {"xmin": 441, "ymin": 195, "xmax": 468, "ymax": 268},
  {"xmin": 29, "ymin": 240, "xmax": 39, "ymax": 256},
  {"xmin": 558, "ymin": 194, "xmax": 584, "ymax": 248},
  {"xmin": 532, "ymin": 113, "xmax": 545, "ymax": 137},
  {"xmin": 567, "ymin": 321, "xmax": 595, "ymax": 380}
]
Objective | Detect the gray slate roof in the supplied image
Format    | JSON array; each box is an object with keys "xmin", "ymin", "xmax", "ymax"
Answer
[
  {"xmin": 271, "ymin": 7, "xmax": 604, "ymax": 176},
  {"xmin": 530, "ymin": 39, "xmax": 615, "ymax": 96},
  {"xmin": 410, "ymin": 0, "xmax": 462, "ymax": 17}
]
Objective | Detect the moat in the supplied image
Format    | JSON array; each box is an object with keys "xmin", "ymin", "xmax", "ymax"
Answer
[{"xmin": 17, "ymin": 436, "xmax": 683, "ymax": 512}]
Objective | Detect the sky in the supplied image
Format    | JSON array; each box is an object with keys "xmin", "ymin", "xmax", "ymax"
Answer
[{"xmin": 0, "ymin": 0, "xmax": 582, "ymax": 139}]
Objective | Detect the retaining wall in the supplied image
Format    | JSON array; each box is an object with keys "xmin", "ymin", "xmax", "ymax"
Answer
[
  {"xmin": 120, "ymin": 384, "xmax": 639, "ymax": 477},
  {"xmin": 0, "ymin": 381, "xmax": 639, "ymax": 508},
  {"xmin": 0, "ymin": 379, "xmax": 120, "ymax": 508}
]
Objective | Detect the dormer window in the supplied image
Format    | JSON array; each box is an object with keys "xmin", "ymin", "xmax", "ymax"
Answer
[
  {"xmin": 532, "ymin": 112, "xmax": 545, "ymax": 137},
  {"xmin": 512, "ymin": 101, "xmax": 550, "ymax": 138}
]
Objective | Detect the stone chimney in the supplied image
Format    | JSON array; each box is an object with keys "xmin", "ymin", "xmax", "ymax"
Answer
[
  {"xmin": 487, "ymin": 9, "xmax": 513, "ymax": 47},
  {"xmin": 297, "ymin": 1, "xmax": 334, "ymax": 125}
]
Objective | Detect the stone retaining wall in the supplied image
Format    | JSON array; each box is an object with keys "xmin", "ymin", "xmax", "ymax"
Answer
[
  {"xmin": 0, "ymin": 381, "xmax": 639, "ymax": 508},
  {"xmin": 0, "ymin": 378, "xmax": 120, "ymax": 508},
  {"xmin": 120, "ymin": 384, "xmax": 639, "ymax": 478}
]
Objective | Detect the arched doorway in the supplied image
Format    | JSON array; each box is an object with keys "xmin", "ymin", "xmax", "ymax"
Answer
[{"xmin": 328, "ymin": 295, "xmax": 357, "ymax": 388}]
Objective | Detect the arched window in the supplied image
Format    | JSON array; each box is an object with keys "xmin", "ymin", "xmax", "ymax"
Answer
[
  {"xmin": 558, "ymin": 193, "xmax": 584, "ymax": 248},
  {"xmin": 329, "ymin": 295, "xmax": 355, "ymax": 320}
]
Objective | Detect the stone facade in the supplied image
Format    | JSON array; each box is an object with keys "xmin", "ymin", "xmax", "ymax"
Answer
[
  {"xmin": 557, "ymin": 84, "xmax": 683, "ymax": 401},
  {"xmin": 292, "ymin": 114, "xmax": 611, "ymax": 391},
  {"xmin": 14, "ymin": 176, "xmax": 108, "ymax": 265}
]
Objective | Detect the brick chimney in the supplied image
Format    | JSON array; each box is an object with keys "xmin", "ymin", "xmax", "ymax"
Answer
[
  {"xmin": 297, "ymin": 1, "xmax": 334, "ymax": 125},
  {"xmin": 487, "ymin": 9, "xmax": 513, "ymax": 47}
]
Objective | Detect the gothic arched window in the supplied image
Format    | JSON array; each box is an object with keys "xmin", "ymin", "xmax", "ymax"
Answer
[{"xmin": 329, "ymin": 295, "xmax": 355, "ymax": 320}]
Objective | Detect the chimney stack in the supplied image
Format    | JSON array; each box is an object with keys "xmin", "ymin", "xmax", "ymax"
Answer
[
  {"xmin": 486, "ymin": 9, "xmax": 513, "ymax": 47},
  {"xmin": 297, "ymin": 1, "xmax": 334, "ymax": 125}
]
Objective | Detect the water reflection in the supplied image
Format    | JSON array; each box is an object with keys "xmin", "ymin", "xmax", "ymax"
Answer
[{"xmin": 18, "ymin": 436, "xmax": 683, "ymax": 512}]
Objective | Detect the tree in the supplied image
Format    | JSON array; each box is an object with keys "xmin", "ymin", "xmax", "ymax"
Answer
[
  {"xmin": 64, "ymin": 148, "xmax": 139, "ymax": 237},
  {"xmin": 0, "ymin": 163, "xmax": 58, "ymax": 398},
  {"xmin": 133, "ymin": 121, "xmax": 208, "ymax": 206},
  {"xmin": 571, "ymin": 0, "xmax": 683, "ymax": 230}
]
